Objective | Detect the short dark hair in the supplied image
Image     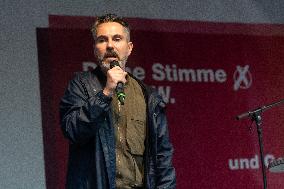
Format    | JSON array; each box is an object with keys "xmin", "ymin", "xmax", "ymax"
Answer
[{"xmin": 91, "ymin": 13, "xmax": 131, "ymax": 41}]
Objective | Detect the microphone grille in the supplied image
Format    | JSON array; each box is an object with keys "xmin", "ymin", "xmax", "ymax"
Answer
[{"xmin": 110, "ymin": 60, "xmax": 120, "ymax": 69}]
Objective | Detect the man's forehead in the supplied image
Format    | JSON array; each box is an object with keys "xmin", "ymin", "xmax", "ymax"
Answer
[{"xmin": 96, "ymin": 22, "xmax": 126, "ymax": 35}]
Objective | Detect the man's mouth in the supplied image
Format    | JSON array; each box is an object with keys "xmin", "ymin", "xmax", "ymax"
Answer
[
  {"xmin": 105, "ymin": 57, "xmax": 117, "ymax": 62},
  {"xmin": 105, "ymin": 56, "xmax": 117, "ymax": 59}
]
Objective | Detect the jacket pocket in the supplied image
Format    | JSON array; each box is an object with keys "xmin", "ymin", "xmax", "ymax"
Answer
[{"xmin": 126, "ymin": 118, "xmax": 146, "ymax": 155}]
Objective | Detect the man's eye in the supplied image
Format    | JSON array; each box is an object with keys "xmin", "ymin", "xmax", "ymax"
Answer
[
  {"xmin": 97, "ymin": 38, "xmax": 106, "ymax": 43},
  {"xmin": 113, "ymin": 37, "xmax": 121, "ymax": 41}
]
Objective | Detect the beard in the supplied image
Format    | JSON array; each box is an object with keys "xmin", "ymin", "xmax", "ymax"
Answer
[
  {"xmin": 96, "ymin": 49, "xmax": 128, "ymax": 73},
  {"xmin": 99, "ymin": 59, "xmax": 127, "ymax": 73}
]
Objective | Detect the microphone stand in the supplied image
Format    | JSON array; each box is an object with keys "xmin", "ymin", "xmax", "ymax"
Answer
[{"xmin": 236, "ymin": 98, "xmax": 284, "ymax": 189}]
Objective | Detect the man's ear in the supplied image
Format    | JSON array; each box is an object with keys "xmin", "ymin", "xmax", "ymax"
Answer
[
  {"xmin": 127, "ymin": 42, "xmax": 133, "ymax": 56},
  {"xmin": 93, "ymin": 43, "xmax": 97, "ymax": 56}
]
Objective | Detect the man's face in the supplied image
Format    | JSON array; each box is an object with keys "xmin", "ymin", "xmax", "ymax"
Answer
[{"xmin": 94, "ymin": 22, "xmax": 133, "ymax": 73}]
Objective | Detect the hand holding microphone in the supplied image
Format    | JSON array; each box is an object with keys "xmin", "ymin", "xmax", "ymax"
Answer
[{"xmin": 103, "ymin": 60, "xmax": 127, "ymax": 105}]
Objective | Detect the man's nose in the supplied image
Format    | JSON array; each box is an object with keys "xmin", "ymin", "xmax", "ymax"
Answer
[{"xmin": 106, "ymin": 39, "xmax": 114, "ymax": 49}]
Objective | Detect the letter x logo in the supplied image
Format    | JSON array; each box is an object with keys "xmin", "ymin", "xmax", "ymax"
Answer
[{"xmin": 233, "ymin": 65, "xmax": 252, "ymax": 91}]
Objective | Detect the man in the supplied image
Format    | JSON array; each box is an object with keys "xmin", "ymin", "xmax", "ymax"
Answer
[{"xmin": 60, "ymin": 14, "xmax": 176, "ymax": 189}]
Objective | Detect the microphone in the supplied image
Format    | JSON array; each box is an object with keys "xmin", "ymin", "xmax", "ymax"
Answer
[{"xmin": 110, "ymin": 60, "xmax": 126, "ymax": 105}]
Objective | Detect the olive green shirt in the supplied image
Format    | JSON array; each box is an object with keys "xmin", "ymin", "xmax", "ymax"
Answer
[{"xmin": 112, "ymin": 76, "xmax": 146, "ymax": 189}]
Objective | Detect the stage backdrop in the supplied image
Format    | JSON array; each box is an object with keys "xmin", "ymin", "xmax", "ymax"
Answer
[{"xmin": 37, "ymin": 15, "xmax": 284, "ymax": 189}]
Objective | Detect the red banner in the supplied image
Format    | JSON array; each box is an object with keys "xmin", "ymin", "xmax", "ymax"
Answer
[{"xmin": 37, "ymin": 15, "xmax": 284, "ymax": 189}]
